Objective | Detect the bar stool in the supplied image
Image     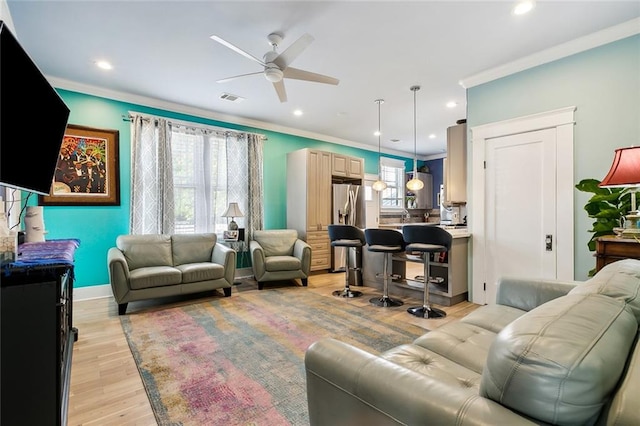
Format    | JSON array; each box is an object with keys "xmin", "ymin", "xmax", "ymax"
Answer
[
  {"xmin": 402, "ymin": 225, "xmax": 452, "ymax": 318},
  {"xmin": 328, "ymin": 225, "xmax": 364, "ymax": 298},
  {"xmin": 364, "ymin": 228, "xmax": 405, "ymax": 307}
]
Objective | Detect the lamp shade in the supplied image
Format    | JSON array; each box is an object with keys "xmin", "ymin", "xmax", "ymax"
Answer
[
  {"xmin": 599, "ymin": 147, "xmax": 640, "ymax": 187},
  {"xmin": 222, "ymin": 202, "xmax": 243, "ymax": 218}
]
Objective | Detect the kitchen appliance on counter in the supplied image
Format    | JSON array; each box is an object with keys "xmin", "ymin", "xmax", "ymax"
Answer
[
  {"xmin": 439, "ymin": 184, "xmax": 466, "ymax": 226},
  {"xmin": 331, "ymin": 183, "xmax": 365, "ymax": 274}
]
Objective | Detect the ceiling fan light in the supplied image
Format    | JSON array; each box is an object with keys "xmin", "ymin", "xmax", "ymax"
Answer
[{"xmin": 264, "ymin": 66, "xmax": 283, "ymax": 82}]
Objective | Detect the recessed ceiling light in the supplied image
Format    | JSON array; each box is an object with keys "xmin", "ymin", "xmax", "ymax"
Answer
[
  {"xmin": 446, "ymin": 101, "xmax": 457, "ymax": 108},
  {"xmin": 513, "ymin": 0, "xmax": 535, "ymax": 15},
  {"xmin": 429, "ymin": 134, "xmax": 436, "ymax": 139},
  {"xmin": 293, "ymin": 109, "xmax": 303, "ymax": 116},
  {"xmin": 95, "ymin": 60, "xmax": 113, "ymax": 70},
  {"xmin": 374, "ymin": 130, "xmax": 381, "ymax": 137}
]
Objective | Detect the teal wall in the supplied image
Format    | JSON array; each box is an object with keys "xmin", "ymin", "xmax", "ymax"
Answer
[
  {"xmin": 467, "ymin": 34, "xmax": 640, "ymax": 280},
  {"xmin": 30, "ymin": 89, "xmax": 415, "ymax": 288}
]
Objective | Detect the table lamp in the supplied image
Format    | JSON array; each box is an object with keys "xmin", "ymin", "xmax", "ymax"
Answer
[
  {"xmin": 599, "ymin": 146, "xmax": 640, "ymax": 237},
  {"xmin": 222, "ymin": 202, "xmax": 243, "ymax": 231}
]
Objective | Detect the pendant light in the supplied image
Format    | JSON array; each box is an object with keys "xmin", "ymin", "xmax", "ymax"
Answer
[
  {"xmin": 406, "ymin": 85, "xmax": 424, "ymax": 191},
  {"xmin": 372, "ymin": 99, "xmax": 387, "ymax": 192}
]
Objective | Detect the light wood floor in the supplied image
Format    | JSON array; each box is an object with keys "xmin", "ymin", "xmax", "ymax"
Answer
[{"xmin": 68, "ymin": 267, "xmax": 480, "ymax": 425}]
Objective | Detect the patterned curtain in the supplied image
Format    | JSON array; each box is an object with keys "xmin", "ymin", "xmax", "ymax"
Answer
[
  {"xmin": 130, "ymin": 114, "xmax": 175, "ymax": 234},
  {"xmin": 130, "ymin": 112, "xmax": 264, "ymax": 238},
  {"xmin": 246, "ymin": 134, "xmax": 264, "ymax": 242}
]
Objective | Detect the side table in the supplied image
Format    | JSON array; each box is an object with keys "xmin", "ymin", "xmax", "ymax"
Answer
[{"xmin": 595, "ymin": 235, "xmax": 640, "ymax": 272}]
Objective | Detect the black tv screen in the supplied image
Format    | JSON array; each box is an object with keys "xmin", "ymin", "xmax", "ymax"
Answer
[{"xmin": 0, "ymin": 20, "xmax": 70, "ymax": 195}]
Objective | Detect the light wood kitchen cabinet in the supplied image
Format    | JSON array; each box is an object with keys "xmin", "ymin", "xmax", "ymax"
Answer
[
  {"xmin": 287, "ymin": 148, "xmax": 332, "ymax": 271},
  {"xmin": 444, "ymin": 122, "xmax": 467, "ymax": 204},
  {"xmin": 331, "ymin": 153, "xmax": 364, "ymax": 179}
]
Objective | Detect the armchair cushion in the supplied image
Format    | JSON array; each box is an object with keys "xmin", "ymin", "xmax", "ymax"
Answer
[
  {"xmin": 252, "ymin": 229, "xmax": 298, "ymax": 256},
  {"xmin": 265, "ymin": 256, "xmax": 301, "ymax": 272}
]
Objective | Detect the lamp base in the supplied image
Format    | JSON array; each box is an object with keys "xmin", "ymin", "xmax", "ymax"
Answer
[{"xmin": 228, "ymin": 220, "xmax": 238, "ymax": 231}]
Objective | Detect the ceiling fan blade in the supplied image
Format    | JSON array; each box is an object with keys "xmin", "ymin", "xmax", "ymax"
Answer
[
  {"xmin": 216, "ymin": 71, "xmax": 263, "ymax": 83},
  {"xmin": 283, "ymin": 67, "xmax": 339, "ymax": 85},
  {"xmin": 273, "ymin": 33, "xmax": 314, "ymax": 69},
  {"xmin": 273, "ymin": 80, "xmax": 287, "ymax": 103},
  {"xmin": 210, "ymin": 35, "xmax": 266, "ymax": 66}
]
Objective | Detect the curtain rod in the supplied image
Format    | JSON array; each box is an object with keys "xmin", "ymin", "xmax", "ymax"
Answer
[{"xmin": 122, "ymin": 112, "xmax": 267, "ymax": 140}]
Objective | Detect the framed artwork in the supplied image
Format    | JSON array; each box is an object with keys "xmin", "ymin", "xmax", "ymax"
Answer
[
  {"xmin": 39, "ymin": 124, "xmax": 120, "ymax": 206},
  {"xmin": 223, "ymin": 230, "xmax": 239, "ymax": 241}
]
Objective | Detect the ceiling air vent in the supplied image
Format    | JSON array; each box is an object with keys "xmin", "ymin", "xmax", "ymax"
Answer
[{"xmin": 219, "ymin": 93, "xmax": 245, "ymax": 102}]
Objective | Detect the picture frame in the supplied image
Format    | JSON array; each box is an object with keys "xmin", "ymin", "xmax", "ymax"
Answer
[
  {"xmin": 39, "ymin": 124, "xmax": 120, "ymax": 206},
  {"xmin": 223, "ymin": 230, "xmax": 239, "ymax": 242}
]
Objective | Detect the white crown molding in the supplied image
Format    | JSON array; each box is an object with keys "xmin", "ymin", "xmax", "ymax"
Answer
[
  {"xmin": 460, "ymin": 17, "xmax": 640, "ymax": 89},
  {"xmin": 49, "ymin": 76, "xmax": 419, "ymax": 160}
]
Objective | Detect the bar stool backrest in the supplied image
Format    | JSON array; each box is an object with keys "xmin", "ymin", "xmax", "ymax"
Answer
[
  {"xmin": 402, "ymin": 225, "xmax": 452, "ymax": 251},
  {"xmin": 364, "ymin": 228, "xmax": 405, "ymax": 249},
  {"xmin": 328, "ymin": 225, "xmax": 365, "ymax": 244}
]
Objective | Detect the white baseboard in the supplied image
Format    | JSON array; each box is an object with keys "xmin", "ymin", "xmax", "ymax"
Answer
[{"xmin": 73, "ymin": 268, "xmax": 255, "ymax": 302}]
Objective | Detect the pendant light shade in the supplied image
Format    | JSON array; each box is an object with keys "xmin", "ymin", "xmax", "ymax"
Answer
[
  {"xmin": 372, "ymin": 99, "xmax": 387, "ymax": 192},
  {"xmin": 406, "ymin": 85, "xmax": 424, "ymax": 191}
]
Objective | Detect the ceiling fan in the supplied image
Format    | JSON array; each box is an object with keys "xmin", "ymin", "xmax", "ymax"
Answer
[{"xmin": 210, "ymin": 32, "xmax": 339, "ymax": 103}]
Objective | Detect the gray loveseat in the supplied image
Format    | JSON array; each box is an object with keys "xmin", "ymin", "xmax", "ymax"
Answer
[
  {"xmin": 108, "ymin": 233, "xmax": 236, "ymax": 314},
  {"xmin": 305, "ymin": 259, "xmax": 640, "ymax": 425}
]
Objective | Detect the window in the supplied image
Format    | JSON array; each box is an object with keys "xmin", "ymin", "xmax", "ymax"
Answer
[
  {"xmin": 130, "ymin": 112, "xmax": 264, "ymax": 237},
  {"xmin": 380, "ymin": 157, "xmax": 406, "ymax": 210}
]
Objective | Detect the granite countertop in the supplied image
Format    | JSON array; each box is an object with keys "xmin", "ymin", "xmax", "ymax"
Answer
[{"xmin": 377, "ymin": 223, "xmax": 470, "ymax": 238}]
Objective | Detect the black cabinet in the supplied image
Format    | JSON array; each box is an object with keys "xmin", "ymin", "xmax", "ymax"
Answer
[{"xmin": 1, "ymin": 240, "xmax": 79, "ymax": 426}]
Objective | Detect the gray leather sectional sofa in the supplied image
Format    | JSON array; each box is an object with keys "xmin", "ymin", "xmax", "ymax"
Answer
[
  {"xmin": 305, "ymin": 259, "xmax": 640, "ymax": 425},
  {"xmin": 108, "ymin": 233, "xmax": 236, "ymax": 314}
]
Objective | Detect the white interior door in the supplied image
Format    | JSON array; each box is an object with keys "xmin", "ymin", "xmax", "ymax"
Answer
[
  {"xmin": 364, "ymin": 175, "xmax": 380, "ymax": 229},
  {"xmin": 485, "ymin": 129, "xmax": 557, "ymax": 303},
  {"xmin": 471, "ymin": 107, "xmax": 576, "ymax": 305}
]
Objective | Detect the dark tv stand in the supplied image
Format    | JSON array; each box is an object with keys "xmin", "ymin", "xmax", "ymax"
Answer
[{"xmin": 1, "ymin": 239, "xmax": 80, "ymax": 426}]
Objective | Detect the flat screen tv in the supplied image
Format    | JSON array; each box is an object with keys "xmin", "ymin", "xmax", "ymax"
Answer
[{"xmin": 0, "ymin": 20, "xmax": 70, "ymax": 196}]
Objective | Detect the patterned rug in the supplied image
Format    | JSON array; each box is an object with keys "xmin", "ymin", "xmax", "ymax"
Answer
[{"xmin": 121, "ymin": 282, "xmax": 427, "ymax": 425}]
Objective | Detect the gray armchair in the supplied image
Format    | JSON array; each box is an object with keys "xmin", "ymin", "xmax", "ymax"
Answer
[{"xmin": 250, "ymin": 229, "xmax": 312, "ymax": 290}]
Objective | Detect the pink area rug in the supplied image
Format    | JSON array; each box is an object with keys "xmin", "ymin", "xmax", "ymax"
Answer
[{"xmin": 121, "ymin": 284, "xmax": 426, "ymax": 425}]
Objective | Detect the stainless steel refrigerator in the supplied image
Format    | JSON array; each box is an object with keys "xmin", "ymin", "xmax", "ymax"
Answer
[{"xmin": 331, "ymin": 183, "xmax": 366, "ymax": 274}]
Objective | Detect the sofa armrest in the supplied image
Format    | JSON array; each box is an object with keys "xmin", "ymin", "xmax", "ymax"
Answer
[
  {"xmin": 293, "ymin": 239, "xmax": 312, "ymax": 275},
  {"xmin": 305, "ymin": 338, "xmax": 537, "ymax": 426},
  {"xmin": 496, "ymin": 277, "xmax": 579, "ymax": 311},
  {"xmin": 250, "ymin": 240, "xmax": 266, "ymax": 279},
  {"xmin": 212, "ymin": 243, "xmax": 236, "ymax": 284},
  {"xmin": 107, "ymin": 247, "xmax": 131, "ymax": 303}
]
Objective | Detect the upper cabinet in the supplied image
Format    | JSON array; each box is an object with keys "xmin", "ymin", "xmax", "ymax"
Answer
[
  {"xmin": 444, "ymin": 122, "xmax": 467, "ymax": 204},
  {"xmin": 331, "ymin": 153, "xmax": 364, "ymax": 179}
]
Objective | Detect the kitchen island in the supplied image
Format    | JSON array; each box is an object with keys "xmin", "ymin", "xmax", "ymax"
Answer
[{"xmin": 361, "ymin": 226, "xmax": 470, "ymax": 306}]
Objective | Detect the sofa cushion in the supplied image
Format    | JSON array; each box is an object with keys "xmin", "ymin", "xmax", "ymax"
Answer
[
  {"xmin": 480, "ymin": 293, "xmax": 638, "ymax": 426},
  {"xmin": 177, "ymin": 262, "xmax": 225, "ymax": 283},
  {"xmin": 413, "ymin": 322, "xmax": 497, "ymax": 374},
  {"xmin": 460, "ymin": 304, "xmax": 526, "ymax": 333},
  {"xmin": 129, "ymin": 266, "xmax": 182, "ymax": 289},
  {"xmin": 117, "ymin": 234, "xmax": 173, "ymax": 271},
  {"xmin": 381, "ymin": 344, "xmax": 481, "ymax": 390},
  {"xmin": 264, "ymin": 255, "xmax": 301, "ymax": 272},
  {"xmin": 569, "ymin": 259, "xmax": 640, "ymax": 323},
  {"xmin": 253, "ymin": 229, "xmax": 298, "ymax": 257},
  {"xmin": 172, "ymin": 233, "xmax": 216, "ymax": 266}
]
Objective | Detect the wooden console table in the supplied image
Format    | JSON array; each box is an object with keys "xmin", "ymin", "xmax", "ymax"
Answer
[
  {"xmin": 1, "ymin": 239, "xmax": 80, "ymax": 426},
  {"xmin": 595, "ymin": 235, "xmax": 640, "ymax": 272}
]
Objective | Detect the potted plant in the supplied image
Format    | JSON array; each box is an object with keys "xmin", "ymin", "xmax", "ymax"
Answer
[{"xmin": 575, "ymin": 178, "xmax": 630, "ymax": 275}]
